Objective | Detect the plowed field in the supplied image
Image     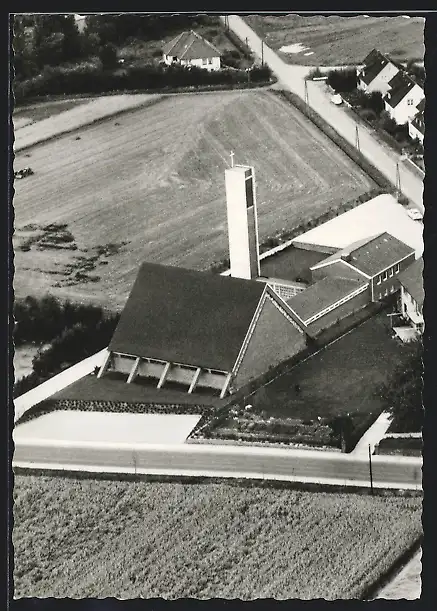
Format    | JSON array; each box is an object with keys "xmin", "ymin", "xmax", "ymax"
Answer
[
  {"xmin": 13, "ymin": 89, "xmax": 374, "ymax": 309},
  {"xmin": 13, "ymin": 476, "xmax": 422, "ymax": 599}
]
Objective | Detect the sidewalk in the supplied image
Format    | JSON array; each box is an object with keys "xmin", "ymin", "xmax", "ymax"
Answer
[
  {"xmin": 352, "ymin": 411, "xmax": 393, "ymax": 457},
  {"xmin": 13, "ymin": 348, "xmax": 108, "ymax": 423}
]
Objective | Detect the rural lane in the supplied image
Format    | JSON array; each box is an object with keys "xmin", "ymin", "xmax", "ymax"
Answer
[
  {"xmin": 13, "ymin": 439, "xmax": 422, "ymax": 490},
  {"xmin": 222, "ymin": 15, "xmax": 424, "ymax": 212}
]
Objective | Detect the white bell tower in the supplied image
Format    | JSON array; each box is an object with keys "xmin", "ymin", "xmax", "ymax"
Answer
[{"xmin": 224, "ymin": 162, "xmax": 260, "ymax": 280}]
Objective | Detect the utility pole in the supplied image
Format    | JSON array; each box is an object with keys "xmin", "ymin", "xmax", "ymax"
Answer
[
  {"xmin": 261, "ymin": 39, "xmax": 264, "ymax": 66},
  {"xmin": 368, "ymin": 444, "xmax": 374, "ymax": 495},
  {"xmin": 355, "ymin": 124, "xmax": 360, "ymax": 152},
  {"xmin": 304, "ymin": 79, "xmax": 309, "ymax": 107},
  {"xmin": 230, "ymin": 150, "xmax": 235, "ymax": 168},
  {"xmin": 396, "ymin": 161, "xmax": 401, "ymax": 196}
]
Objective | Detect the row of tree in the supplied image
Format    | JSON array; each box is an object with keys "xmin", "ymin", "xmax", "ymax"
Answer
[
  {"xmin": 13, "ymin": 296, "xmax": 120, "ymax": 397},
  {"xmin": 12, "ymin": 14, "xmax": 215, "ymax": 81}
]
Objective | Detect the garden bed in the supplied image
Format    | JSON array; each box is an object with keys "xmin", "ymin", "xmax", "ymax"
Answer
[{"xmin": 376, "ymin": 436, "xmax": 422, "ymax": 457}]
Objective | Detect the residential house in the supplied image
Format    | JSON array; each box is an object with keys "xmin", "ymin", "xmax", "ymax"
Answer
[
  {"xmin": 398, "ymin": 257, "xmax": 424, "ymax": 334},
  {"xmin": 162, "ymin": 30, "xmax": 222, "ymax": 71},
  {"xmin": 358, "ymin": 49, "xmax": 400, "ymax": 94},
  {"xmin": 384, "ymin": 71, "xmax": 425, "ymax": 125},
  {"xmin": 408, "ymin": 98, "xmax": 425, "ymax": 144}
]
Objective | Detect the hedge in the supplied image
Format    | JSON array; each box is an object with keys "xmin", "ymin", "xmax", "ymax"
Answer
[
  {"xmin": 273, "ymin": 89, "xmax": 394, "ymax": 192},
  {"xmin": 13, "ymin": 63, "xmax": 273, "ymax": 104}
]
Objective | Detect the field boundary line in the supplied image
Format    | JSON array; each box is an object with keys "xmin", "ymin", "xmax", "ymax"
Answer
[
  {"xmin": 364, "ymin": 535, "xmax": 423, "ymax": 601},
  {"xmin": 13, "ymin": 96, "xmax": 166, "ymax": 153}
]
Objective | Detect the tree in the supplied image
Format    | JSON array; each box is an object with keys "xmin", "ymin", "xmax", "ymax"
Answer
[
  {"xmin": 99, "ymin": 42, "xmax": 118, "ymax": 70},
  {"xmin": 377, "ymin": 339, "xmax": 423, "ymax": 432}
]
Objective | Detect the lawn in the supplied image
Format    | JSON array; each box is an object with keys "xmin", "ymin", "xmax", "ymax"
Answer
[
  {"xmin": 13, "ymin": 98, "xmax": 89, "ymax": 127},
  {"xmin": 13, "ymin": 475, "xmax": 422, "ymax": 599},
  {"xmin": 244, "ymin": 15, "xmax": 425, "ymax": 66},
  {"xmin": 12, "ymin": 89, "xmax": 374, "ymax": 310},
  {"xmin": 249, "ymin": 310, "xmax": 410, "ymax": 420}
]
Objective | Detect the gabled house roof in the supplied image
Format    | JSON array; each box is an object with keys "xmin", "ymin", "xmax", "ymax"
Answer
[
  {"xmin": 398, "ymin": 257, "xmax": 424, "ymax": 308},
  {"xmin": 311, "ymin": 232, "xmax": 415, "ymax": 279},
  {"xmin": 360, "ymin": 49, "xmax": 392, "ymax": 85},
  {"xmin": 286, "ymin": 276, "xmax": 367, "ymax": 325},
  {"xmin": 384, "ymin": 71, "xmax": 423, "ymax": 108},
  {"xmin": 162, "ymin": 30, "xmax": 222, "ymax": 60},
  {"xmin": 109, "ymin": 262, "xmax": 265, "ymax": 372}
]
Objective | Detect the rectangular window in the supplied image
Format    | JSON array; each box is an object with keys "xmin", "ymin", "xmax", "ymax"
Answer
[
  {"xmin": 202, "ymin": 58, "xmax": 208, "ymax": 65},
  {"xmin": 407, "ymin": 99, "xmax": 414, "ymax": 105},
  {"xmin": 383, "ymin": 271, "xmax": 388, "ymax": 281},
  {"xmin": 376, "ymin": 275, "xmax": 381, "ymax": 285},
  {"xmin": 395, "ymin": 264, "xmax": 400, "ymax": 273},
  {"xmin": 389, "ymin": 268, "xmax": 394, "ymax": 277},
  {"xmin": 384, "ymin": 287, "xmax": 389, "ymax": 296}
]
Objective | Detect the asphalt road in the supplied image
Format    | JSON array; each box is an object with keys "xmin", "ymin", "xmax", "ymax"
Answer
[
  {"xmin": 13, "ymin": 440, "xmax": 422, "ymax": 490},
  {"xmin": 222, "ymin": 15, "xmax": 424, "ymax": 212}
]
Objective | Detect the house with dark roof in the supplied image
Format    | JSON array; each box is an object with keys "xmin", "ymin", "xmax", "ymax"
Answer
[
  {"xmin": 162, "ymin": 30, "xmax": 222, "ymax": 71},
  {"xmin": 278, "ymin": 233, "xmax": 415, "ymax": 339},
  {"xmin": 408, "ymin": 97, "xmax": 425, "ymax": 144},
  {"xmin": 358, "ymin": 49, "xmax": 400, "ymax": 94},
  {"xmin": 98, "ymin": 262, "xmax": 306, "ymax": 397},
  {"xmin": 383, "ymin": 71, "xmax": 424, "ymax": 125},
  {"xmin": 398, "ymin": 257, "xmax": 424, "ymax": 334}
]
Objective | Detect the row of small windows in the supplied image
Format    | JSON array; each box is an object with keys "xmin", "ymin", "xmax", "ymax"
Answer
[
  {"xmin": 377, "ymin": 284, "xmax": 397, "ymax": 300},
  {"xmin": 376, "ymin": 264, "xmax": 400, "ymax": 285}
]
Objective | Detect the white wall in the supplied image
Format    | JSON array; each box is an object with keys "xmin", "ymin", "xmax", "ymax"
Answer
[
  {"xmin": 360, "ymin": 63, "xmax": 399, "ymax": 94},
  {"xmin": 408, "ymin": 119, "xmax": 424, "ymax": 144},
  {"xmin": 163, "ymin": 54, "xmax": 221, "ymax": 71},
  {"xmin": 385, "ymin": 84, "xmax": 425, "ymax": 125},
  {"xmin": 401, "ymin": 286, "xmax": 423, "ymax": 328}
]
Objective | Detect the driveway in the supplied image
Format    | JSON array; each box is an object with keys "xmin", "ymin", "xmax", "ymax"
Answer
[{"xmin": 222, "ymin": 15, "xmax": 424, "ymax": 213}]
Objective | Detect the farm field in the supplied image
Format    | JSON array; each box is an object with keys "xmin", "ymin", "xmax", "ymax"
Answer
[
  {"xmin": 376, "ymin": 548, "xmax": 421, "ymax": 600},
  {"xmin": 14, "ymin": 93, "xmax": 163, "ymax": 151},
  {"xmin": 13, "ymin": 89, "xmax": 374, "ymax": 310},
  {"xmin": 13, "ymin": 475, "xmax": 422, "ymax": 599},
  {"xmin": 244, "ymin": 15, "xmax": 425, "ymax": 66}
]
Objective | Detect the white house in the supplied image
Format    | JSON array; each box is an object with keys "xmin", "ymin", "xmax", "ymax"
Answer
[
  {"xmin": 398, "ymin": 258, "xmax": 424, "ymax": 335},
  {"xmin": 162, "ymin": 30, "xmax": 222, "ymax": 72},
  {"xmin": 358, "ymin": 49, "xmax": 400, "ymax": 94},
  {"xmin": 408, "ymin": 98, "xmax": 425, "ymax": 144},
  {"xmin": 383, "ymin": 72, "xmax": 425, "ymax": 125}
]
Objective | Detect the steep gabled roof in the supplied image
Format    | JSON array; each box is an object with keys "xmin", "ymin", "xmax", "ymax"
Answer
[
  {"xmin": 360, "ymin": 50, "xmax": 391, "ymax": 85},
  {"xmin": 162, "ymin": 30, "xmax": 222, "ymax": 60},
  {"xmin": 398, "ymin": 257, "xmax": 424, "ymax": 308},
  {"xmin": 109, "ymin": 262, "xmax": 265, "ymax": 372},
  {"xmin": 385, "ymin": 71, "xmax": 422, "ymax": 108},
  {"xmin": 311, "ymin": 233, "xmax": 415, "ymax": 278},
  {"xmin": 411, "ymin": 110, "xmax": 425, "ymax": 135},
  {"xmin": 286, "ymin": 276, "xmax": 367, "ymax": 324}
]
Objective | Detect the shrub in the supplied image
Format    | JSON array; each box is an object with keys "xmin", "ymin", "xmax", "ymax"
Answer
[
  {"xmin": 99, "ymin": 42, "xmax": 118, "ymax": 70},
  {"xmin": 306, "ymin": 66, "xmax": 326, "ymax": 80},
  {"xmin": 327, "ymin": 68, "xmax": 357, "ymax": 93}
]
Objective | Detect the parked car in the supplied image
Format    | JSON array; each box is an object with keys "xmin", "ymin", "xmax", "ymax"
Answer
[
  {"xmin": 406, "ymin": 208, "xmax": 423, "ymax": 221},
  {"xmin": 330, "ymin": 94, "xmax": 343, "ymax": 105}
]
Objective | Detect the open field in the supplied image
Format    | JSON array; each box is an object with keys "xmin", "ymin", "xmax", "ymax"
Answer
[
  {"xmin": 13, "ymin": 93, "xmax": 163, "ymax": 151},
  {"xmin": 13, "ymin": 89, "xmax": 374, "ymax": 309},
  {"xmin": 13, "ymin": 475, "xmax": 422, "ymax": 599},
  {"xmin": 244, "ymin": 15, "xmax": 425, "ymax": 66}
]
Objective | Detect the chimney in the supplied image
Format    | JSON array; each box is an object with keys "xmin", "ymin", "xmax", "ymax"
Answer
[{"xmin": 224, "ymin": 165, "xmax": 260, "ymax": 280}]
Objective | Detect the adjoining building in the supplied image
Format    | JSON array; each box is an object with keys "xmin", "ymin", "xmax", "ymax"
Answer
[
  {"xmin": 397, "ymin": 257, "xmax": 424, "ymax": 335},
  {"xmin": 358, "ymin": 49, "xmax": 400, "ymax": 94},
  {"xmin": 162, "ymin": 30, "xmax": 222, "ymax": 71},
  {"xmin": 408, "ymin": 98, "xmax": 425, "ymax": 145},
  {"xmin": 383, "ymin": 71, "xmax": 424, "ymax": 125}
]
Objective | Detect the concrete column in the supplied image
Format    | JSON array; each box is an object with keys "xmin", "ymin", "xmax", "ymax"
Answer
[
  {"xmin": 127, "ymin": 357, "xmax": 141, "ymax": 384},
  {"xmin": 188, "ymin": 367, "xmax": 202, "ymax": 394},
  {"xmin": 220, "ymin": 372, "xmax": 232, "ymax": 399},
  {"xmin": 97, "ymin": 351, "xmax": 112, "ymax": 379},
  {"xmin": 157, "ymin": 362, "xmax": 171, "ymax": 389}
]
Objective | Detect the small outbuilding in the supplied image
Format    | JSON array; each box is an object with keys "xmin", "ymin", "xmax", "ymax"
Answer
[{"xmin": 162, "ymin": 30, "xmax": 222, "ymax": 71}]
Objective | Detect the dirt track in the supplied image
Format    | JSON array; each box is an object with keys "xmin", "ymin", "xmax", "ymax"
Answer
[{"xmin": 13, "ymin": 89, "xmax": 373, "ymax": 309}]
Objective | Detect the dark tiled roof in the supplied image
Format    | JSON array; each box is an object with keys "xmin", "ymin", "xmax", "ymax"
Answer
[
  {"xmin": 415, "ymin": 97, "xmax": 425, "ymax": 113},
  {"xmin": 398, "ymin": 257, "xmax": 424, "ymax": 308},
  {"xmin": 312, "ymin": 233, "xmax": 415, "ymax": 278},
  {"xmin": 411, "ymin": 110, "xmax": 425, "ymax": 135},
  {"xmin": 385, "ymin": 71, "xmax": 421, "ymax": 108},
  {"xmin": 343, "ymin": 232, "xmax": 414, "ymax": 277},
  {"xmin": 360, "ymin": 51, "xmax": 390, "ymax": 86},
  {"xmin": 163, "ymin": 30, "xmax": 221, "ymax": 60},
  {"xmin": 260, "ymin": 245, "xmax": 327, "ymax": 283},
  {"xmin": 109, "ymin": 262, "xmax": 265, "ymax": 372},
  {"xmin": 286, "ymin": 276, "xmax": 367, "ymax": 323}
]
